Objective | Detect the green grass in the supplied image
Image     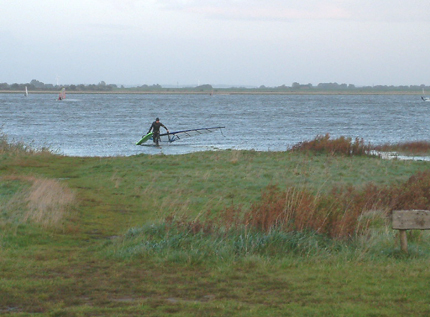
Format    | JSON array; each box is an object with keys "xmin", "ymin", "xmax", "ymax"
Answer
[{"xmin": 2, "ymin": 135, "xmax": 430, "ymax": 315}]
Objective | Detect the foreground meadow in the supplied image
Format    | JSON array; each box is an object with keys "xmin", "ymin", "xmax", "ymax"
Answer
[{"xmin": 2, "ymin": 135, "xmax": 430, "ymax": 316}]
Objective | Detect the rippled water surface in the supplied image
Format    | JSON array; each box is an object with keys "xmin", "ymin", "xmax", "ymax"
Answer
[{"xmin": 1, "ymin": 93, "xmax": 429, "ymax": 156}]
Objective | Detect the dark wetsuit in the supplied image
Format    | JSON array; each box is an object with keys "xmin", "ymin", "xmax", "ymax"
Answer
[{"xmin": 148, "ymin": 121, "xmax": 168, "ymax": 145}]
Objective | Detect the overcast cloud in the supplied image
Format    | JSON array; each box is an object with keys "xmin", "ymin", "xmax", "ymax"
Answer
[{"xmin": 1, "ymin": 0, "xmax": 430, "ymax": 87}]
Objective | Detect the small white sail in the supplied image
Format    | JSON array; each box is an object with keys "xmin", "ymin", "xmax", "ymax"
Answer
[
  {"xmin": 422, "ymin": 88, "xmax": 430, "ymax": 101},
  {"xmin": 24, "ymin": 86, "xmax": 28, "ymax": 97}
]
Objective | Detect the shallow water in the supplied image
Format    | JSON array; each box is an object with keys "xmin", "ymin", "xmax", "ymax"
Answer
[{"xmin": 1, "ymin": 93, "xmax": 429, "ymax": 157}]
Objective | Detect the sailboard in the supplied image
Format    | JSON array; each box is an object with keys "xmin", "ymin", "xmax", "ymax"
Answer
[
  {"xmin": 136, "ymin": 127, "xmax": 225, "ymax": 146},
  {"xmin": 136, "ymin": 132, "xmax": 154, "ymax": 145},
  {"xmin": 58, "ymin": 88, "xmax": 66, "ymax": 100},
  {"xmin": 24, "ymin": 86, "xmax": 28, "ymax": 97}
]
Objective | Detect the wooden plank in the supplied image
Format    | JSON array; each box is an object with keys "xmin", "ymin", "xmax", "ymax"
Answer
[{"xmin": 392, "ymin": 210, "xmax": 430, "ymax": 230}]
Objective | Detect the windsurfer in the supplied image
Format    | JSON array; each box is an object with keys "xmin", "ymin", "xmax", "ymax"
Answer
[{"xmin": 147, "ymin": 118, "xmax": 169, "ymax": 146}]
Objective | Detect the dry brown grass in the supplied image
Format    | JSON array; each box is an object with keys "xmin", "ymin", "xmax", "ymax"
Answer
[
  {"xmin": 374, "ymin": 141, "xmax": 430, "ymax": 155},
  {"xmin": 290, "ymin": 133, "xmax": 371, "ymax": 156},
  {"xmin": 229, "ymin": 150, "xmax": 242, "ymax": 164},
  {"xmin": 22, "ymin": 178, "xmax": 77, "ymax": 229},
  {"xmin": 167, "ymin": 170, "xmax": 430, "ymax": 240},
  {"xmin": 235, "ymin": 185, "xmax": 383, "ymax": 239}
]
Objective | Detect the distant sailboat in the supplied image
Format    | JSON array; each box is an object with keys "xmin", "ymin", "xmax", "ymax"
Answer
[
  {"xmin": 24, "ymin": 86, "xmax": 28, "ymax": 97},
  {"xmin": 58, "ymin": 88, "xmax": 66, "ymax": 100}
]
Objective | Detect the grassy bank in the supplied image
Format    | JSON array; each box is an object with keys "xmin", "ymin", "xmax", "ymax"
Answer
[{"xmin": 2, "ymin": 134, "xmax": 430, "ymax": 316}]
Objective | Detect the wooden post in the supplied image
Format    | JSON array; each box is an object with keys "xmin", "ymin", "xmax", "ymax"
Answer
[
  {"xmin": 399, "ymin": 229, "xmax": 408, "ymax": 253},
  {"xmin": 392, "ymin": 210, "xmax": 430, "ymax": 253}
]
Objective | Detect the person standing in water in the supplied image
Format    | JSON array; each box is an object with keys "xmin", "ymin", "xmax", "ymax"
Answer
[{"xmin": 147, "ymin": 118, "xmax": 169, "ymax": 146}]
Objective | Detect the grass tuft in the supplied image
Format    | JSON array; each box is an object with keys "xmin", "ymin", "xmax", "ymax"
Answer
[{"xmin": 23, "ymin": 178, "xmax": 77, "ymax": 230}]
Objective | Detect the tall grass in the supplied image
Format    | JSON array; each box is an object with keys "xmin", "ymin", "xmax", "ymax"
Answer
[
  {"xmin": 105, "ymin": 170, "xmax": 430, "ymax": 262},
  {"xmin": 23, "ymin": 178, "xmax": 77, "ymax": 229},
  {"xmin": 1, "ymin": 176, "xmax": 77, "ymax": 231},
  {"xmin": 211, "ymin": 170, "xmax": 430, "ymax": 239},
  {"xmin": 0, "ymin": 130, "xmax": 53, "ymax": 156},
  {"xmin": 168, "ymin": 184, "xmax": 388, "ymax": 240},
  {"xmin": 107, "ymin": 223, "xmax": 343, "ymax": 263},
  {"xmin": 290, "ymin": 134, "xmax": 371, "ymax": 156},
  {"xmin": 291, "ymin": 134, "xmax": 430, "ymax": 156},
  {"xmin": 374, "ymin": 141, "xmax": 430, "ymax": 155},
  {"xmin": 389, "ymin": 170, "xmax": 430, "ymax": 210}
]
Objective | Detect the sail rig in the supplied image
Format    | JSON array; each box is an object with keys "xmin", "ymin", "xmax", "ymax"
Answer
[
  {"xmin": 422, "ymin": 89, "xmax": 430, "ymax": 102},
  {"xmin": 58, "ymin": 88, "xmax": 66, "ymax": 100},
  {"xmin": 160, "ymin": 127, "xmax": 225, "ymax": 143},
  {"xmin": 137, "ymin": 126, "xmax": 225, "ymax": 145},
  {"xmin": 24, "ymin": 86, "xmax": 28, "ymax": 97}
]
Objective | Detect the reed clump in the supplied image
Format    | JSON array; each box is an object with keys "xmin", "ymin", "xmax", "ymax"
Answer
[{"xmin": 290, "ymin": 133, "xmax": 371, "ymax": 156}]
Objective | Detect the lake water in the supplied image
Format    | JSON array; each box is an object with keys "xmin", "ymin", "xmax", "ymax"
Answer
[{"xmin": 1, "ymin": 93, "xmax": 429, "ymax": 157}]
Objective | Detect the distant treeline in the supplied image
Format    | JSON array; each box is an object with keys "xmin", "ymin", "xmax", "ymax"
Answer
[
  {"xmin": 0, "ymin": 80, "xmax": 118, "ymax": 92},
  {"xmin": 1, "ymin": 79, "xmax": 429, "ymax": 93}
]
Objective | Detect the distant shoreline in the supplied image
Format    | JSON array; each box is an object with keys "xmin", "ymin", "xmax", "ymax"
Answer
[{"xmin": 1, "ymin": 90, "xmax": 426, "ymax": 95}]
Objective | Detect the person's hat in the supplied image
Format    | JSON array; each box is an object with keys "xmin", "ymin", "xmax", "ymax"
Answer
[{"xmin": 156, "ymin": 117, "xmax": 159, "ymax": 121}]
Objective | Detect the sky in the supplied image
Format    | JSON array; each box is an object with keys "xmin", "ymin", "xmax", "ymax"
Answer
[{"xmin": 2, "ymin": 0, "xmax": 430, "ymax": 87}]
